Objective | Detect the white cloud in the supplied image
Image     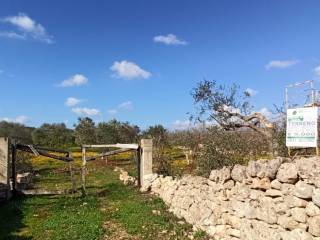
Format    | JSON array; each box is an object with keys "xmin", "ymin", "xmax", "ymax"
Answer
[
  {"xmin": 0, "ymin": 31, "xmax": 25, "ymax": 40},
  {"xmin": 172, "ymin": 120, "xmax": 192, "ymax": 130},
  {"xmin": 72, "ymin": 107, "xmax": 100, "ymax": 116},
  {"xmin": 15, "ymin": 115, "xmax": 30, "ymax": 124},
  {"xmin": 65, "ymin": 97, "xmax": 82, "ymax": 107},
  {"xmin": 153, "ymin": 34, "xmax": 187, "ymax": 45},
  {"xmin": 245, "ymin": 88, "xmax": 258, "ymax": 96},
  {"xmin": 314, "ymin": 65, "xmax": 320, "ymax": 76},
  {"xmin": 259, "ymin": 107, "xmax": 273, "ymax": 119},
  {"xmin": 118, "ymin": 101, "xmax": 133, "ymax": 110},
  {"xmin": 0, "ymin": 115, "xmax": 30, "ymax": 124},
  {"xmin": 110, "ymin": 60, "xmax": 151, "ymax": 80},
  {"xmin": 107, "ymin": 109, "xmax": 118, "ymax": 115},
  {"xmin": 265, "ymin": 59, "xmax": 299, "ymax": 69},
  {"xmin": 223, "ymin": 105, "xmax": 241, "ymax": 114},
  {"xmin": 1, "ymin": 13, "xmax": 53, "ymax": 43},
  {"xmin": 59, "ymin": 74, "xmax": 88, "ymax": 87}
]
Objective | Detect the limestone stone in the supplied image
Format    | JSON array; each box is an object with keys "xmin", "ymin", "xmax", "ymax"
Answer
[
  {"xmin": 225, "ymin": 215, "xmax": 242, "ymax": 229},
  {"xmin": 214, "ymin": 224, "xmax": 231, "ymax": 238},
  {"xmin": 313, "ymin": 189, "xmax": 320, "ymax": 207},
  {"xmin": 308, "ymin": 215, "xmax": 320, "ymax": 237},
  {"xmin": 256, "ymin": 158, "xmax": 283, "ymax": 179},
  {"xmin": 271, "ymin": 179, "xmax": 282, "ymax": 190},
  {"xmin": 276, "ymin": 163, "xmax": 298, "ymax": 184},
  {"xmin": 285, "ymin": 195, "xmax": 308, "ymax": 208},
  {"xmin": 281, "ymin": 183, "xmax": 295, "ymax": 195},
  {"xmin": 293, "ymin": 181, "xmax": 314, "ymax": 199},
  {"xmin": 231, "ymin": 164, "xmax": 247, "ymax": 182},
  {"xmin": 306, "ymin": 202, "xmax": 320, "ymax": 216},
  {"xmin": 251, "ymin": 177, "xmax": 271, "ymax": 190},
  {"xmin": 240, "ymin": 219, "xmax": 284, "ymax": 240},
  {"xmin": 290, "ymin": 207, "xmax": 307, "ymax": 223},
  {"xmin": 233, "ymin": 185, "xmax": 250, "ymax": 201},
  {"xmin": 227, "ymin": 228, "xmax": 241, "ymax": 238},
  {"xmin": 249, "ymin": 189, "xmax": 265, "ymax": 200},
  {"xmin": 256, "ymin": 197, "xmax": 278, "ymax": 224},
  {"xmin": 209, "ymin": 166, "xmax": 231, "ymax": 183},
  {"xmin": 265, "ymin": 189, "xmax": 283, "ymax": 197},
  {"xmin": 277, "ymin": 215, "xmax": 299, "ymax": 230},
  {"xmin": 279, "ymin": 229, "xmax": 313, "ymax": 240},
  {"xmin": 274, "ymin": 202, "xmax": 289, "ymax": 214},
  {"xmin": 296, "ymin": 157, "xmax": 320, "ymax": 186},
  {"xmin": 246, "ymin": 160, "xmax": 261, "ymax": 177},
  {"xmin": 223, "ymin": 179, "xmax": 235, "ymax": 189}
]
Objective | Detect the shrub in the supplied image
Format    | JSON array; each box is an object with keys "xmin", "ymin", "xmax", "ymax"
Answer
[{"xmin": 195, "ymin": 128, "xmax": 269, "ymax": 176}]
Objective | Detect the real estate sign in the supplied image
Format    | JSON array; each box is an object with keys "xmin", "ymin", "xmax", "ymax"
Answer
[{"xmin": 286, "ymin": 107, "xmax": 318, "ymax": 147}]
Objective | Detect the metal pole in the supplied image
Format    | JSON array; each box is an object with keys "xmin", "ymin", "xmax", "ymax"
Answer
[
  {"xmin": 311, "ymin": 80, "xmax": 316, "ymax": 106},
  {"xmin": 285, "ymin": 87, "xmax": 289, "ymax": 110}
]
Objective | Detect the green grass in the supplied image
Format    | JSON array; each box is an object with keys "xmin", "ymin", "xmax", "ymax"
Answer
[{"xmin": 0, "ymin": 156, "xmax": 209, "ymax": 240}]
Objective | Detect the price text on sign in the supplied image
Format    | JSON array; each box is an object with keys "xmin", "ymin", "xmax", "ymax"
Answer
[{"xmin": 286, "ymin": 107, "xmax": 318, "ymax": 147}]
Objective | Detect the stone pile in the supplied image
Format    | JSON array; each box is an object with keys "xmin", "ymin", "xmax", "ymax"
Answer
[
  {"xmin": 117, "ymin": 168, "xmax": 138, "ymax": 186},
  {"xmin": 143, "ymin": 157, "xmax": 320, "ymax": 239},
  {"xmin": 16, "ymin": 172, "xmax": 32, "ymax": 189}
]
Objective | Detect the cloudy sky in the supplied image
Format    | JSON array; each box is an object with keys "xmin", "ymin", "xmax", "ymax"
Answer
[{"xmin": 1, "ymin": 0, "xmax": 320, "ymax": 129}]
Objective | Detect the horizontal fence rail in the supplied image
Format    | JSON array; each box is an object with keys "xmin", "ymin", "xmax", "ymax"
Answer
[
  {"xmin": 85, "ymin": 148, "xmax": 135, "ymax": 162},
  {"xmin": 16, "ymin": 144, "xmax": 73, "ymax": 162}
]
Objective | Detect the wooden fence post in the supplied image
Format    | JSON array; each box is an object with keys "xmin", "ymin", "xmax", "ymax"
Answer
[
  {"xmin": 140, "ymin": 139, "xmax": 153, "ymax": 188},
  {"xmin": 81, "ymin": 146, "xmax": 87, "ymax": 196},
  {"xmin": 0, "ymin": 138, "xmax": 10, "ymax": 200},
  {"xmin": 68, "ymin": 151, "xmax": 76, "ymax": 193},
  {"xmin": 11, "ymin": 142, "xmax": 17, "ymax": 196}
]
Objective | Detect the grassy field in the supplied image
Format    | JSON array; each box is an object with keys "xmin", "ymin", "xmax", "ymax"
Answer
[{"xmin": 0, "ymin": 152, "xmax": 209, "ymax": 240}]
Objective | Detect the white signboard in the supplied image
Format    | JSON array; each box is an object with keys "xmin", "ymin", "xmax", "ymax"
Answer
[{"xmin": 286, "ymin": 107, "xmax": 318, "ymax": 147}]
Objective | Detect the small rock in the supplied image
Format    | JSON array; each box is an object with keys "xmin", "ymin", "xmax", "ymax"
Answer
[
  {"xmin": 251, "ymin": 177, "xmax": 271, "ymax": 190},
  {"xmin": 279, "ymin": 229, "xmax": 313, "ymax": 240},
  {"xmin": 265, "ymin": 189, "xmax": 283, "ymax": 197},
  {"xmin": 294, "ymin": 181, "xmax": 314, "ymax": 199},
  {"xmin": 276, "ymin": 163, "xmax": 298, "ymax": 184},
  {"xmin": 278, "ymin": 215, "xmax": 299, "ymax": 230},
  {"xmin": 209, "ymin": 166, "xmax": 231, "ymax": 183},
  {"xmin": 223, "ymin": 179, "xmax": 235, "ymax": 189},
  {"xmin": 152, "ymin": 210, "xmax": 161, "ymax": 215},
  {"xmin": 285, "ymin": 195, "xmax": 308, "ymax": 208},
  {"xmin": 308, "ymin": 215, "xmax": 320, "ymax": 237},
  {"xmin": 231, "ymin": 164, "xmax": 247, "ymax": 182},
  {"xmin": 247, "ymin": 160, "xmax": 261, "ymax": 177},
  {"xmin": 227, "ymin": 228, "xmax": 241, "ymax": 238},
  {"xmin": 290, "ymin": 207, "xmax": 307, "ymax": 223},
  {"xmin": 313, "ymin": 189, "xmax": 320, "ymax": 207},
  {"xmin": 271, "ymin": 179, "xmax": 282, "ymax": 190},
  {"xmin": 306, "ymin": 202, "xmax": 320, "ymax": 217}
]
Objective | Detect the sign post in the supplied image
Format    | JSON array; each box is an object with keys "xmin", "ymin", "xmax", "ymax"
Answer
[{"xmin": 286, "ymin": 107, "xmax": 319, "ymax": 155}]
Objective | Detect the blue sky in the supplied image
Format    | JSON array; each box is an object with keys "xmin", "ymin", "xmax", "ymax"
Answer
[{"xmin": 1, "ymin": 0, "xmax": 320, "ymax": 130}]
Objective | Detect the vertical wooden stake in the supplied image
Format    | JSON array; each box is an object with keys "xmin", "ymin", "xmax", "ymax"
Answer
[
  {"xmin": 81, "ymin": 147, "xmax": 87, "ymax": 196},
  {"xmin": 11, "ymin": 142, "xmax": 17, "ymax": 196},
  {"xmin": 288, "ymin": 147, "xmax": 291, "ymax": 157},
  {"xmin": 316, "ymin": 147, "xmax": 319, "ymax": 156},
  {"xmin": 68, "ymin": 151, "xmax": 76, "ymax": 193},
  {"xmin": 136, "ymin": 148, "xmax": 141, "ymax": 187},
  {"xmin": 0, "ymin": 138, "xmax": 10, "ymax": 200}
]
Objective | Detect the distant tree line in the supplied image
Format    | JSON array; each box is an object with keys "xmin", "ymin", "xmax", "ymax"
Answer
[
  {"xmin": 0, "ymin": 118, "xmax": 149, "ymax": 149},
  {"xmin": 0, "ymin": 117, "xmax": 169, "ymax": 150}
]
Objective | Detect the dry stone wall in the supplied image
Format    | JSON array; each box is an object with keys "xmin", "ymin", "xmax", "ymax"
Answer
[{"xmin": 142, "ymin": 157, "xmax": 320, "ymax": 240}]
